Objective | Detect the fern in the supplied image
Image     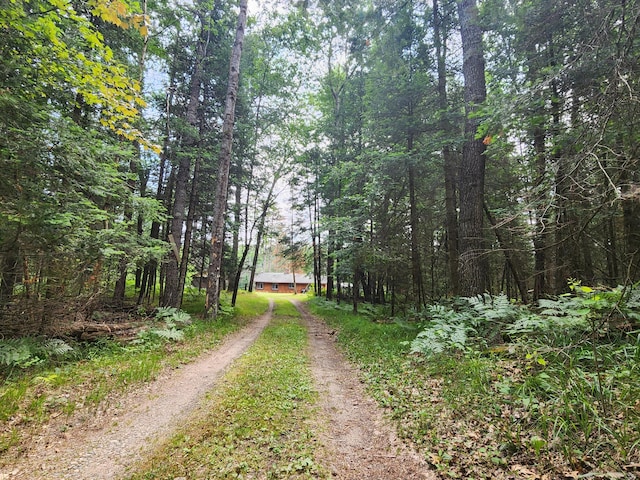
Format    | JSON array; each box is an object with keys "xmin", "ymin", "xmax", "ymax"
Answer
[
  {"xmin": 43, "ymin": 339, "xmax": 74, "ymax": 356},
  {"xmin": 0, "ymin": 339, "xmax": 34, "ymax": 367},
  {"xmin": 409, "ymin": 304, "xmax": 476, "ymax": 356},
  {"xmin": 154, "ymin": 306, "xmax": 179, "ymax": 320},
  {"xmin": 505, "ymin": 312, "xmax": 550, "ymax": 335},
  {"xmin": 217, "ymin": 303, "xmax": 235, "ymax": 318},
  {"xmin": 148, "ymin": 328, "xmax": 184, "ymax": 341},
  {"xmin": 625, "ymin": 287, "xmax": 640, "ymax": 310},
  {"xmin": 467, "ymin": 294, "xmax": 520, "ymax": 323},
  {"xmin": 170, "ymin": 310, "xmax": 191, "ymax": 324},
  {"xmin": 135, "ymin": 327, "xmax": 185, "ymax": 345},
  {"xmin": 410, "ymin": 285, "xmax": 640, "ymax": 356},
  {"xmin": 154, "ymin": 307, "xmax": 191, "ymax": 327},
  {"xmin": 0, "ymin": 337, "xmax": 74, "ymax": 368},
  {"xmin": 410, "ymin": 321, "xmax": 469, "ymax": 355}
]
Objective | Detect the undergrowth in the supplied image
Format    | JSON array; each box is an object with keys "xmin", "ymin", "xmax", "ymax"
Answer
[
  {"xmin": 0, "ymin": 291, "xmax": 269, "ymax": 461},
  {"xmin": 128, "ymin": 298, "xmax": 324, "ymax": 479},
  {"xmin": 309, "ymin": 284, "xmax": 640, "ymax": 479}
]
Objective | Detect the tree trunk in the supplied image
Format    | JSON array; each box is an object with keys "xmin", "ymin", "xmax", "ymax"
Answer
[
  {"xmin": 239, "ymin": 159, "xmax": 284, "ymax": 299},
  {"xmin": 113, "ymin": 155, "xmax": 138, "ymax": 304},
  {"xmin": 532, "ymin": 121, "xmax": 549, "ymax": 301},
  {"xmin": 138, "ymin": 69, "xmax": 175, "ymax": 305},
  {"xmin": 0, "ymin": 248, "xmax": 19, "ymax": 306},
  {"xmin": 352, "ymin": 268, "xmax": 358, "ymax": 314},
  {"xmin": 552, "ymin": 78, "xmax": 575, "ymax": 293},
  {"xmin": 178, "ymin": 155, "xmax": 201, "ymax": 304},
  {"xmin": 606, "ymin": 216, "xmax": 619, "ymax": 286},
  {"xmin": 231, "ymin": 242, "xmax": 251, "ymax": 306},
  {"xmin": 308, "ymin": 181, "xmax": 322, "ymax": 296},
  {"xmin": 114, "ymin": 5, "xmax": 149, "ymax": 305},
  {"xmin": 434, "ymin": 0, "xmax": 459, "ymax": 296},
  {"xmin": 623, "ymin": 191, "xmax": 640, "ymax": 281},
  {"xmin": 163, "ymin": 19, "xmax": 208, "ymax": 308},
  {"xmin": 326, "ymin": 230, "xmax": 335, "ymax": 300},
  {"xmin": 247, "ymin": 227, "xmax": 262, "ymax": 293},
  {"xmin": 457, "ymin": 0, "xmax": 488, "ymax": 296},
  {"xmin": 408, "ymin": 161, "xmax": 423, "ymax": 309},
  {"xmin": 206, "ymin": 0, "xmax": 248, "ymax": 318},
  {"xmin": 228, "ymin": 173, "xmax": 242, "ymax": 292}
]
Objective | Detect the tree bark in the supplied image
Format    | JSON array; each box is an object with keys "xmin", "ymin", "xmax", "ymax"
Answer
[
  {"xmin": 138, "ymin": 67, "xmax": 175, "ymax": 305},
  {"xmin": 532, "ymin": 120, "xmax": 549, "ymax": 300},
  {"xmin": 408, "ymin": 160, "xmax": 423, "ymax": 309},
  {"xmin": 0, "ymin": 247, "xmax": 19, "ymax": 306},
  {"xmin": 233, "ymin": 163, "xmax": 282, "ymax": 304},
  {"xmin": 228, "ymin": 173, "xmax": 242, "ymax": 293},
  {"xmin": 163, "ymin": 16, "xmax": 209, "ymax": 308},
  {"xmin": 231, "ymin": 242, "xmax": 250, "ymax": 306},
  {"xmin": 434, "ymin": 0, "xmax": 460, "ymax": 296},
  {"xmin": 309, "ymin": 184, "xmax": 320, "ymax": 295},
  {"xmin": 178, "ymin": 155, "xmax": 201, "ymax": 305},
  {"xmin": 622, "ymin": 189, "xmax": 640, "ymax": 281},
  {"xmin": 247, "ymin": 225, "xmax": 262, "ymax": 293},
  {"xmin": 205, "ymin": 0, "xmax": 248, "ymax": 318},
  {"xmin": 457, "ymin": 0, "xmax": 488, "ymax": 296},
  {"xmin": 326, "ymin": 231, "xmax": 335, "ymax": 300}
]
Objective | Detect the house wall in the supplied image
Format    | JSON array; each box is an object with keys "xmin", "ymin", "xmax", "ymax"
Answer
[{"xmin": 255, "ymin": 282, "xmax": 310, "ymax": 294}]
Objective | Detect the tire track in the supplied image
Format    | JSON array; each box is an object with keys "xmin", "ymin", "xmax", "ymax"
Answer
[
  {"xmin": 292, "ymin": 300, "xmax": 436, "ymax": 480},
  {"xmin": 4, "ymin": 300, "xmax": 274, "ymax": 480}
]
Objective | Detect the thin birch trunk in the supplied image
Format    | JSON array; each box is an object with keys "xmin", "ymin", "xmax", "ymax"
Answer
[{"xmin": 206, "ymin": 0, "xmax": 248, "ymax": 318}]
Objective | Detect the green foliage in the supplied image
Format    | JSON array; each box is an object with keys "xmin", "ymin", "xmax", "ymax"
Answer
[
  {"xmin": 409, "ymin": 285, "xmax": 640, "ymax": 357},
  {"xmin": 136, "ymin": 327, "xmax": 184, "ymax": 344},
  {"xmin": 0, "ymin": 338, "xmax": 74, "ymax": 369},
  {"xmin": 0, "ymin": 0, "xmax": 154, "ymax": 147},
  {"xmin": 153, "ymin": 307, "xmax": 192, "ymax": 325},
  {"xmin": 408, "ymin": 294, "xmax": 518, "ymax": 356},
  {"xmin": 134, "ymin": 307, "xmax": 193, "ymax": 345},
  {"xmin": 408, "ymin": 304, "xmax": 474, "ymax": 355}
]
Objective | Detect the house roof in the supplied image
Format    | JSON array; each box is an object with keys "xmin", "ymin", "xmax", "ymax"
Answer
[{"xmin": 254, "ymin": 272, "xmax": 323, "ymax": 284}]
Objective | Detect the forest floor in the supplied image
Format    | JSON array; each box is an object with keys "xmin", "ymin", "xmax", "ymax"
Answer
[{"xmin": 0, "ymin": 298, "xmax": 434, "ymax": 479}]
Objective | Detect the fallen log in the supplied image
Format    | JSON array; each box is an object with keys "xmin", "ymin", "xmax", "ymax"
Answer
[{"xmin": 66, "ymin": 322, "xmax": 142, "ymax": 342}]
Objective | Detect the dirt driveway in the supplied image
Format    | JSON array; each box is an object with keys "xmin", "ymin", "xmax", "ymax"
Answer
[
  {"xmin": 2, "ymin": 299, "xmax": 435, "ymax": 479},
  {"xmin": 292, "ymin": 300, "xmax": 435, "ymax": 479},
  {"xmin": 2, "ymin": 301, "xmax": 274, "ymax": 480}
]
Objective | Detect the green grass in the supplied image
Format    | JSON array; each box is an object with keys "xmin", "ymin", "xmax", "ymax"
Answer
[
  {"xmin": 128, "ymin": 297, "xmax": 325, "ymax": 479},
  {"xmin": 307, "ymin": 296, "xmax": 640, "ymax": 479},
  {"xmin": 0, "ymin": 292, "xmax": 269, "ymax": 462},
  {"xmin": 233, "ymin": 290, "xmax": 276, "ymax": 318}
]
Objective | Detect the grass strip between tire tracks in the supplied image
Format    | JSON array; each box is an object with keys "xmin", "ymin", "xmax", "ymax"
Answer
[{"xmin": 128, "ymin": 297, "xmax": 326, "ymax": 480}]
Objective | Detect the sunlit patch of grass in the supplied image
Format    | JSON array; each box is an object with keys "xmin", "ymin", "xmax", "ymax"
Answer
[
  {"xmin": 232, "ymin": 290, "xmax": 271, "ymax": 319},
  {"xmin": 128, "ymin": 298, "xmax": 326, "ymax": 479},
  {"xmin": 0, "ymin": 381, "xmax": 28, "ymax": 422}
]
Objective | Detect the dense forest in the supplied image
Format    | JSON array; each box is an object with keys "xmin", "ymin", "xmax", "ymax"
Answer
[
  {"xmin": 2, "ymin": 0, "xmax": 640, "ymax": 476},
  {"xmin": 1, "ymin": 0, "xmax": 639, "ymax": 330}
]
